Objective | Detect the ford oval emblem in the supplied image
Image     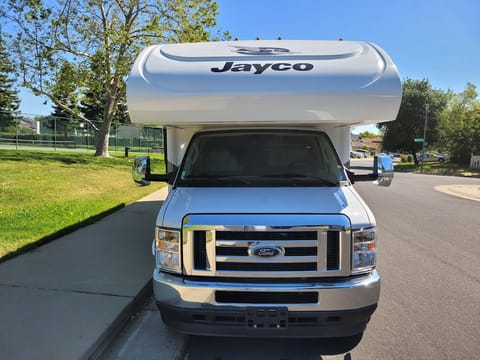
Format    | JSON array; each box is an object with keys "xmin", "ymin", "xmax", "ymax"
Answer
[{"xmin": 248, "ymin": 244, "xmax": 285, "ymax": 258}]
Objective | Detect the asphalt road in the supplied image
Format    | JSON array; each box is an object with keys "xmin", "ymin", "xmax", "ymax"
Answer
[{"xmin": 102, "ymin": 171, "xmax": 480, "ymax": 360}]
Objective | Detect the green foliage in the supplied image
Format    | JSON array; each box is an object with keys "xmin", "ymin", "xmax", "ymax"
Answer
[
  {"xmin": 48, "ymin": 62, "xmax": 84, "ymax": 135},
  {"xmin": 379, "ymin": 79, "xmax": 448, "ymax": 164},
  {"xmin": 79, "ymin": 52, "xmax": 130, "ymax": 125},
  {"xmin": 0, "ymin": 31, "xmax": 20, "ymax": 130},
  {"xmin": 1, "ymin": 0, "xmax": 226, "ymax": 156},
  {"xmin": 436, "ymin": 83, "xmax": 480, "ymax": 164},
  {"xmin": 358, "ymin": 131, "xmax": 378, "ymax": 138},
  {"xmin": 400, "ymin": 154, "xmax": 412, "ymax": 163},
  {"xmin": 394, "ymin": 160, "xmax": 480, "ymax": 177},
  {"xmin": 0, "ymin": 149, "xmax": 165, "ymax": 257}
]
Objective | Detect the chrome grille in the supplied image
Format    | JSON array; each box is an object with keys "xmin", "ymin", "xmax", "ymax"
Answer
[
  {"xmin": 215, "ymin": 231, "xmax": 319, "ymax": 272},
  {"xmin": 182, "ymin": 214, "xmax": 351, "ymax": 278}
]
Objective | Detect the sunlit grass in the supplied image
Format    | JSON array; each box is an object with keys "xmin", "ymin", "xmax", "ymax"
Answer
[
  {"xmin": 0, "ymin": 149, "xmax": 165, "ymax": 257},
  {"xmin": 394, "ymin": 161, "xmax": 480, "ymax": 177}
]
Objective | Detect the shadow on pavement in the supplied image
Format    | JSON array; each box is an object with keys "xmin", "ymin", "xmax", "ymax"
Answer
[
  {"xmin": 184, "ymin": 334, "xmax": 363, "ymax": 360},
  {"xmin": 0, "ymin": 196, "xmax": 165, "ymax": 360}
]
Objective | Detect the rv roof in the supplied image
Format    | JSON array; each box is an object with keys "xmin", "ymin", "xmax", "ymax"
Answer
[{"xmin": 127, "ymin": 40, "xmax": 401, "ymax": 126}]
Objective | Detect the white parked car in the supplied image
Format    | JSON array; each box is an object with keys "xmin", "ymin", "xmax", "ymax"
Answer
[
  {"xmin": 355, "ymin": 149, "xmax": 370, "ymax": 157},
  {"xmin": 417, "ymin": 152, "xmax": 449, "ymax": 162}
]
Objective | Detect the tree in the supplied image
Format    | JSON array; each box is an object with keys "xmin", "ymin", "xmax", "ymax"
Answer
[
  {"xmin": 358, "ymin": 131, "xmax": 378, "ymax": 139},
  {"xmin": 49, "ymin": 62, "xmax": 82, "ymax": 136},
  {"xmin": 2, "ymin": 0, "xmax": 227, "ymax": 156},
  {"xmin": 379, "ymin": 79, "xmax": 448, "ymax": 164},
  {"xmin": 0, "ymin": 30, "xmax": 20, "ymax": 131},
  {"xmin": 79, "ymin": 51, "xmax": 130, "ymax": 127},
  {"xmin": 436, "ymin": 83, "xmax": 480, "ymax": 164}
]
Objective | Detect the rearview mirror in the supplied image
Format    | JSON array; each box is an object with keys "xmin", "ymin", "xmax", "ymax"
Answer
[
  {"xmin": 133, "ymin": 156, "xmax": 151, "ymax": 186},
  {"xmin": 375, "ymin": 155, "xmax": 394, "ymax": 187},
  {"xmin": 348, "ymin": 155, "xmax": 394, "ymax": 186},
  {"xmin": 132, "ymin": 156, "xmax": 173, "ymax": 186}
]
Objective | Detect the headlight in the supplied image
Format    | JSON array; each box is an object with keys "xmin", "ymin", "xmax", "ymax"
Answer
[
  {"xmin": 352, "ymin": 227, "xmax": 376, "ymax": 274},
  {"xmin": 154, "ymin": 228, "xmax": 181, "ymax": 274}
]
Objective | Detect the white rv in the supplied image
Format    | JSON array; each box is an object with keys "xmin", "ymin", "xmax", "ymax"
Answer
[{"xmin": 128, "ymin": 40, "xmax": 401, "ymax": 337}]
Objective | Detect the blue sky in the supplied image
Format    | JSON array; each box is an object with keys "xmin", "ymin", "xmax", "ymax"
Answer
[
  {"xmin": 214, "ymin": 0, "xmax": 479, "ymax": 132},
  {"xmin": 18, "ymin": 0, "xmax": 479, "ymax": 133}
]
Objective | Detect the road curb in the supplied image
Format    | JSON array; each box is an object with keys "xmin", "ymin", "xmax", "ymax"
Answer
[
  {"xmin": 87, "ymin": 188, "xmax": 168, "ymax": 359},
  {"xmin": 88, "ymin": 280, "xmax": 153, "ymax": 360}
]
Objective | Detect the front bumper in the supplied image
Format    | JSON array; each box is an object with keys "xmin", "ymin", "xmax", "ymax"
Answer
[{"xmin": 153, "ymin": 270, "xmax": 380, "ymax": 337}]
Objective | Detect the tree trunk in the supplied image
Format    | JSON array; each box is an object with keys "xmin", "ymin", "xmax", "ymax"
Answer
[
  {"xmin": 411, "ymin": 148, "xmax": 419, "ymax": 166},
  {"xmin": 95, "ymin": 90, "xmax": 118, "ymax": 157},
  {"xmin": 94, "ymin": 118, "xmax": 112, "ymax": 157},
  {"xmin": 414, "ymin": 156, "xmax": 419, "ymax": 166},
  {"xmin": 94, "ymin": 106, "xmax": 114, "ymax": 157}
]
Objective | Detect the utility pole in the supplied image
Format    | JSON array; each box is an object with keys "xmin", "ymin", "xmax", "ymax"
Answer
[{"xmin": 421, "ymin": 103, "xmax": 429, "ymax": 173}]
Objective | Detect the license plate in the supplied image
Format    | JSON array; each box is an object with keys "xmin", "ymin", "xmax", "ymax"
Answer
[{"xmin": 245, "ymin": 307, "xmax": 288, "ymax": 329}]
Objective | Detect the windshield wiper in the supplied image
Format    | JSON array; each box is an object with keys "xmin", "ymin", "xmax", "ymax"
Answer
[
  {"xmin": 179, "ymin": 174, "xmax": 338, "ymax": 187},
  {"xmin": 261, "ymin": 174, "xmax": 338, "ymax": 186},
  {"xmin": 179, "ymin": 175, "xmax": 252, "ymax": 185}
]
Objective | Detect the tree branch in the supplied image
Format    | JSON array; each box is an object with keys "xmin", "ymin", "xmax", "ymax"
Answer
[{"xmin": 24, "ymin": 81, "xmax": 100, "ymax": 131}]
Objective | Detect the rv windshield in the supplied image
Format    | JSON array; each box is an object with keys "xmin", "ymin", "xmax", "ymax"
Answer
[{"xmin": 177, "ymin": 130, "xmax": 346, "ymax": 187}]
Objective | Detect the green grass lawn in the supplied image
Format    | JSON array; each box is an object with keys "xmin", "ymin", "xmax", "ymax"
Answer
[
  {"xmin": 394, "ymin": 161, "xmax": 480, "ymax": 177},
  {"xmin": 0, "ymin": 149, "xmax": 166, "ymax": 258}
]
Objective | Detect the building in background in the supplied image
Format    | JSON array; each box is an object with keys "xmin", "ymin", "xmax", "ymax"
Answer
[{"xmin": 351, "ymin": 134, "xmax": 383, "ymax": 155}]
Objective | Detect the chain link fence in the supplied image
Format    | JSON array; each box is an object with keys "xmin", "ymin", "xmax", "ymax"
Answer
[{"xmin": 0, "ymin": 116, "xmax": 163, "ymax": 154}]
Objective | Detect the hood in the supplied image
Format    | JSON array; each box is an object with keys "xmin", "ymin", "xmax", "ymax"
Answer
[{"xmin": 159, "ymin": 186, "xmax": 374, "ymax": 229}]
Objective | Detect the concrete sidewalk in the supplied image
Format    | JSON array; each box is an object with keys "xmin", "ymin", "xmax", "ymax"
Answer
[
  {"xmin": 0, "ymin": 187, "xmax": 168, "ymax": 360},
  {"xmin": 435, "ymin": 184, "xmax": 480, "ymax": 202}
]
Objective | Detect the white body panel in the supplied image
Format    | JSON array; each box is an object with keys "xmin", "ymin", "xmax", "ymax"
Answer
[
  {"xmin": 159, "ymin": 186, "xmax": 375, "ymax": 230},
  {"xmin": 127, "ymin": 40, "xmax": 401, "ymax": 127},
  {"xmin": 128, "ymin": 40, "xmax": 401, "ymax": 337}
]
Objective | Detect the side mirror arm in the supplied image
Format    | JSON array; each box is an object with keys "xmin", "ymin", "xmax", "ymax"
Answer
[
  {"xmin": 347, "ymin": 157, "xmax": 379, "ymax": 184},
  {"xmin": 347, "ymin": 156, "xmax": 393, "ymax": 186},
  {"xmin": 133, "ymin": 156, "xmax": 174, "ymax": 186}
]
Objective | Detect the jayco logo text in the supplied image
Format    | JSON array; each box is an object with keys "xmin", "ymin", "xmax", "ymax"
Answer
[{"xmin": 211, "ymin": 61, "xmax": 314, "ymax": 75}]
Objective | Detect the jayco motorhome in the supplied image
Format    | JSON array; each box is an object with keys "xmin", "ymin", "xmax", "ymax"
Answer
[{"xmin": 128, "ymin": 40, "xmax": 401, "ymax": 337}]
